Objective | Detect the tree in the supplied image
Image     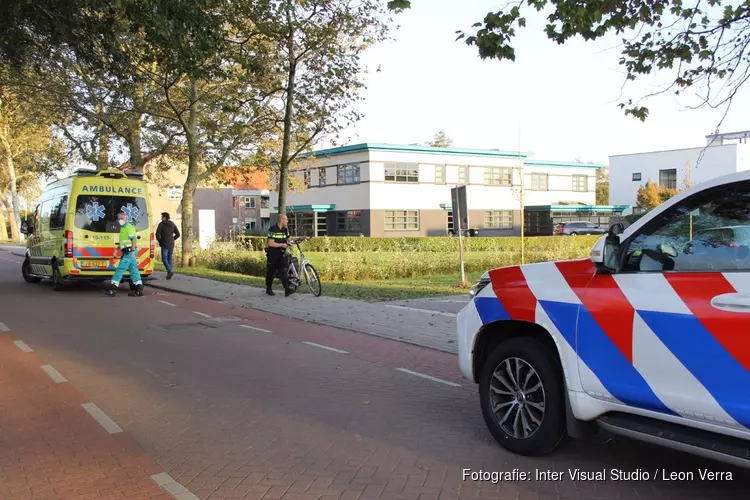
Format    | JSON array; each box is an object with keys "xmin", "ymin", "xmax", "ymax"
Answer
[
  {"xmin": 428, "ymin": 130, "xmax": 452, "ymax": 148},
  {"xmin": 251, "ymin": 0, "xmax": 390, "ymax": 213},
  {"xmin": 596, "ymin": 168, "xmax": 609, "ymax": 205},
  {"xmin": 637, "ymin": 181, "xmax": 678, "ymax": 211},
  {"xmin": 389, "ymin": 1, "xmax": 750, "ymax": 121},
  {"xmin": 0, "ymin": 84, "xmax": 64, "ymax": 242}
]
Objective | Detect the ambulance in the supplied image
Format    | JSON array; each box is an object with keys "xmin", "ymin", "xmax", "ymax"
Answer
[{"xmin": 20, "ymin": 169, "xmax": 155, "ymax": 290}]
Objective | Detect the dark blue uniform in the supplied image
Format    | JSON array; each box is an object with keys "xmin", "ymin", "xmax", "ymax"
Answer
[{"xmin": 266, "ymin": 224, "xmax": 291, "ymax": 294}]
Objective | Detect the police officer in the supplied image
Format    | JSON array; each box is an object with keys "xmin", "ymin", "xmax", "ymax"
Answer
[
  {"xmin": 266, "ymin": 213, "xmax": 292, "ymax": 296},
  {"xmin": 104, "ymin": 211, "xmax": 144, "ymax": 297}
]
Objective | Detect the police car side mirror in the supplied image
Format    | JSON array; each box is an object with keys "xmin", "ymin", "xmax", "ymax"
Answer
[
  {"xmin": 601, "ymin": 234, "xmax": 622, "ymax": 273},
  {"xmin": 608, "ymin": 222, "xmax": 624, "ymax": 237}
]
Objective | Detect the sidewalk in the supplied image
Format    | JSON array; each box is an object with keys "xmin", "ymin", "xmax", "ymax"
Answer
[
  {"xmin": 147, "ymin": 271, "xmax": 460, "ymax": 354},
  {"xmin": 0, "ymin": 335, "xmax": 172, "ymax": 500}
]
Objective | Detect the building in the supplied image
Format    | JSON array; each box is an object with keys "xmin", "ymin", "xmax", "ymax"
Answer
[
  {"xmin": 609, "ymin": 130, "xmax": 750, "ymax": 213},
  {"xmin": 268, "ymin": 143, "xmax": 620, "ymax": 237}
]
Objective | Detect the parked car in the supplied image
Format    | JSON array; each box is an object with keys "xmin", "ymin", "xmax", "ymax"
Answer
[
  {"xmin": 553, "ymin": 221, "xmax": 607, "ymax": 236},
  {"xmin": 458, "ymin": 169, "xmax": 750, "ymax": 466}
]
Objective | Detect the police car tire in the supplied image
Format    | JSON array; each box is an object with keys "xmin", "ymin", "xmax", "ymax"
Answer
[{"xmin": 479, "ymin": 337, "xmax": 566, "ymax": 456}]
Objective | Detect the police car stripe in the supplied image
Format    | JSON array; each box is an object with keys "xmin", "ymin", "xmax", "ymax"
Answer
[
  {"xmin": 631, "ymin": 312, "xmax": 739, "ymax": 427},
  {"xmin": 520, "ymin": 262, "xmax": 581, "ymax": 304},
  {"xmin": 491, "ymin": 266, "xmax": 537, "ymax": 323},
  {"xmin": 535, "ymin": 302, "xmax": 617, "ymax": 402},
  {"xmin": 613, "ymin": 273, "xmax": 693, "ymax": 315},
  {"xmin": 723, "ymin": 272, "xmax": 750, "ymax": 293},
  {"xmin": 474, "ymin": 284, "xmax": 511, "ymax": 324},
  {"xmin": 638, "ymin": 309, "xmax": 750, "ymax": 428}
]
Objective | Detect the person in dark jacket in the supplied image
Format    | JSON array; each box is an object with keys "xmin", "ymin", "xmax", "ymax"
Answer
[
  {"xmin": 265, "ymin": 213, "xmax": 292, "ymax": 296},
  {"xmin": 155, "ymin": 212, "xmax": 180, "ymax": 279}
]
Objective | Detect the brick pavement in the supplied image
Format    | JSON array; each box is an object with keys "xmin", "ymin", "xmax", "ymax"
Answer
[
  {"xmin": 1, "ymin": 256, "xmax": 749, "ymax": 500},
  {"xmin": 0, "ymin": 335, "xmax": 172, "ymax": 500}
]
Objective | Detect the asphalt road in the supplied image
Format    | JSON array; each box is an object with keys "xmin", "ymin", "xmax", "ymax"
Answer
[{"xmin": 0, "ymin": 248, "xmax": 747, "ymax": 500}]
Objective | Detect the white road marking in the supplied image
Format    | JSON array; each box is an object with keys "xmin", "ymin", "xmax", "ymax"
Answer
[
  {"xmin": 239, "ymin": 324, "xmax": 272, "ymax": 333},
  {"xmin": 385, "ymin": 304, "xmax": 457, "ymax": 317},
  {"xmin": 193, "ymin": 312, "xmax": 212, "ymax": 318},
  {"xmin": 0, "ymin": 321, "xmax": 9, "ymax": 332},
  {"xmin": 159, "ymin": 300, "xmax": 176, "ymax": 307},
  {"xmin": 41, "ymin": 365, "xmax": 68, "ymax": 383},
  {"xmin": 395, "ymin": 368, "xmax": 461, "ymax": 387},
  {"xmin": 81, "ymin": 403, "xmax": 123, "ymax": 434},
  {"xmin": 151, "ymin": 473, "xmax": 199, "ymax": 499},
  {"xmin": 13, "ymin": 340, "xmax": 33, "ymax": 353},
  {"xmin": 302, "ymin": 341, "xmax": 348, "ymax": 354}
]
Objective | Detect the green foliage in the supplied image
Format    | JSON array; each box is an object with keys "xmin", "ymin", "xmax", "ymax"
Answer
[
  {"xmin": 390, "ymin": 1, "xmax": 750, "ymax": 120},
  {"xmin": 200, "ymin": 235, "xmax": 598, "ymax": 281}
]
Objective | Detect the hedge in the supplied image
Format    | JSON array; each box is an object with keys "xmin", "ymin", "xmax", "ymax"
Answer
[
  {"xmin": 233, "ymin": 235, "xmax": 599, "ymax": 253},
  {"xmin": 194, "ymin": 246, "xmax": 596, "ymax": 281}
]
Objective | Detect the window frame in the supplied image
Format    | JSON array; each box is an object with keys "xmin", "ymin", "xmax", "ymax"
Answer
[
  {"xmin": 384, "ymin": 210, "xmax": 419, "ymax": 231},
  {"xmin": 615, "ymin": 179, "xmax": 750, "ymax": 275},
  {"xmin": 318, "ymin": 167, "xmax": 327, "ymax": 186},
  {"xmin": 484, "ymin": 210, "xmax": 513, "ymax": 229},
  {"xmin": 337, "ymin": 163, "xmax": 360, "ymax": 185},
  {"xmin": 530, "ymin": 173, "xmax": 548, "ymax": 191},
  {"xmin": 336, "ymin": 210, "xmax": 362, "ymax": 232},
  {"xmin": 458, "ymin": 166, "xmax": 468, "ymax": 185},
  {"xmin": 572, "ymin": 175, "xmax": 588, "ymax": 192},
  {"xmin": 632, "ymin": 172, "xmax": 642, "ymax": 181},
  {"xmin": 384, "ymin": 162, "xmax": 420, "ymax": 183},
  {"xmin": 659, "ymin": 168, "xmax": 677, "ymax": 189},
  {"xmin": 434, "ymin": 165, "xmax": 446, "ymax": 185},
  {"xmin": 483, "ymin": 167, "xmax": 512, "ymax": 186}
]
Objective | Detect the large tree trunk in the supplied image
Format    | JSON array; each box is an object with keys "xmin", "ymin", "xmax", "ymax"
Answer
[
  {"xmin": 277, "ymin": 4, "xmax": 297, "ymax": 215},
  {"xmin": 0, "ymin": 205, "xmax": 9, "ymax": 241},
  {"xmin": 4, "ymin": 153, "xmax": 22, "ymax": 243},
  {"xmin": 1, "ymin": 198, "xmax": 19, "ymax": 243},
  {"xmin": 181, "ymin": 78, "xmax": 199, "ymax": 267},
  {"xmin": 129, "ymin": 121, "xmax": 143, "ymax": 173}
]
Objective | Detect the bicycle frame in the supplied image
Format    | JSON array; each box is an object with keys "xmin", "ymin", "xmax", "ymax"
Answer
[{"xmin": 285, "ymin": 240, "xmax": 311, "ymax": 288}]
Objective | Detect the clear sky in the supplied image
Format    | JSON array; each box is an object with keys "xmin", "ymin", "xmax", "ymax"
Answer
[{"xmin": 331, "ymin": 0, "xmax": 749, "ymax": 165}]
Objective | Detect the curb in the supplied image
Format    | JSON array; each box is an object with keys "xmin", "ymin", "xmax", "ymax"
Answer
[{"xmin": 145, "ymin": 281, "xmax": 458, "ymax": 355}]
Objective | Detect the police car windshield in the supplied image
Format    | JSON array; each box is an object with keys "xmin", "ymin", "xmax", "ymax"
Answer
[{"xmin": 74, "ymin": 195, "xmax": 148, "ymax": 233}]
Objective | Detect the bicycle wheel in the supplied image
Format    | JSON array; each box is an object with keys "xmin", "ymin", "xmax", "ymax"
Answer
[{"xmin": 303, "ymin": 263, "xmax": 322, "ymax": 297}]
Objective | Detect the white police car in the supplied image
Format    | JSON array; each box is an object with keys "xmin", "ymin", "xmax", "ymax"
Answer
[{"xmin": 457, "ymin": 170, "xmax": 750, "ymax": 466}]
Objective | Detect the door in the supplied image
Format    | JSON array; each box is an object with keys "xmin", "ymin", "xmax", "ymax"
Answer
[{"xmin": 579, "ymin": 180, "xmax": 750, "ymax": 430}]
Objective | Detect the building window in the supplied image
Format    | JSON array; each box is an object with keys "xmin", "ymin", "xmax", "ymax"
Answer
[
  {"xmin": 458, "ymin": 166, "xmax": 468, "ymax": 185},
  {"xmin": 304, "ymin": 170, "xmax": 311, "ymax": 188},
  {"xmin": 336, "ymin": 210, "xmax": 362, "ymax": 232},
  {"xmin": 338, "ymin": 163, "xmax": 360, "ymax": 185},
  {"xmin": 434, "ymin": 165, "xmax": 446, "ymax": 184},
  {"xmin": 261, "ymin": 196, "xmax": 269, "ymax": 209},
  {"xmin": 484, "ymin": 210, "xmax": 513, "ymax": 229},
  {"xmin": 244, "ymin": 216, "xmax": 256, "ymax": 230},
  {"xmin": 530, "ymin": 173, "xmax": 548, "ymax": 191},
  {"xmin": 659, "ymin": 169, "xmax": 677, "ymax": 189},
  {"xmin": 384, "ymin": 163, "xmax": 419, "ymax": 183},
  {"xmin": 572, "ymin": 175, "xmax": 588, "ymax": 192},
  {"xmin": 244, "ymin": 197, "xmax": 256, "ymax": 209},
  {"xmin": 447, "ymin": 211, "xmax": 454, "ymax": 234},
  {"xmin": 632, "ymin": 172, "xmax": 642, "ymax": 181},
  {"xmin": 484, "ymin": 167, "xmax": 512, "ymax": 186},
  {"xmin": 319, "ymin": 167, "xmax": 326, "ymax": 186},
  {"xmin": 167, "ymin": 185, "xmax": 182, "ymax": 200},
  {"xmin": 385, "ymin": 210, "xmax": 419, "ymax": 231}
]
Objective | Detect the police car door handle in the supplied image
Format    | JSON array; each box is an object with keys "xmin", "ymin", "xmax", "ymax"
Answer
[{"xmin": 710, "ymin": 293, "xmax": 750, "ymax": 313}]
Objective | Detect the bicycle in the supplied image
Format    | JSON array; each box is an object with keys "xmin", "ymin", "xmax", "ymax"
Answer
[{"xmin": 283, "ymin": 236, "xmax": 322, "ymax": 297}]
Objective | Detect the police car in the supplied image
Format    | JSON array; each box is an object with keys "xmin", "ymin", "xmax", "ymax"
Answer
[{"xmin": 457, "ymin": 170, "xmax": 750, "ymax": 467}]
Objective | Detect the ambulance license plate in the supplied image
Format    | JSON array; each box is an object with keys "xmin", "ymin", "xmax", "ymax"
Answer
[{"xmin": 80, "ymin": 260, "xmax": 108, "ymax": 268}]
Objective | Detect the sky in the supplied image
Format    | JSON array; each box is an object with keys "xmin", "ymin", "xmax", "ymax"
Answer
[{"xmin": 329, "ymin": 0, "xmax": 750, "ymax": 165}]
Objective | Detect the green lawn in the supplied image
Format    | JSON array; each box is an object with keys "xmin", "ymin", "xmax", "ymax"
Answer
[{"xmin": 155, "ymin": 262, "xmax": 483, "ymax": 301}]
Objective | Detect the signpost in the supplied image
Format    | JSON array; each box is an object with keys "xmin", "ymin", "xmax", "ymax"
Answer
[{"xmin": 451, "ymin": 186, "xmax": 468, "ymax": 286}]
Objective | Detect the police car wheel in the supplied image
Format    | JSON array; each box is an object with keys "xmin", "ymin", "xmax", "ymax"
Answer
[{"xmin": 479, "ymin": 337, "xmax": 566, "ymax": 456}]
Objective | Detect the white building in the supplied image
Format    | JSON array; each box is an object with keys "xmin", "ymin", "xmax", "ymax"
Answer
[
  {"xmin": 269, "ymin": 143, "xmax": 621, "ymax": 237},
  {"xmin": 610, "ymin": 130, "xmax": 750, "ymax": 213}
]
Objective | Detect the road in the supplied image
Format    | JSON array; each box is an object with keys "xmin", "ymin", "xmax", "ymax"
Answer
[{"xmin": 0, "ymin": 249, "xmax": 747, "ymax": 499}]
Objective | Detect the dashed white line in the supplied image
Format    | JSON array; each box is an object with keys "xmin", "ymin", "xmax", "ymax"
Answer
[
  {"xmin": 0, "ymin": 321, "xmax": 9, "ymax": 332},
  {"xmin": 302, "ymin": 341, "xmax": 348, "ymax": 354},
  {"xmin": 41, "ymin": 365, "xmax": 68, "ymax": 383},
  {"xmin": 395, "ymin": 368, "xmax": 461, "ymax": 387},
  {"xmin": 13, "ymin": 340, "xmax": 33, "ymax": 353},
  {"xmin": 385, "ymin": 304, "xmax": 458, "ymax": 317},
  {"xmin": 81, "ymin": 403, "xmax": 123, "ymax": 434},
  {"xmin": 151, "ymin": 473, "xmax": 199, "ymax": 499},
  {"xmin": 158, "ymin": 300, "xmax": 176, "ymax": 307},
  {"xmin": 239, "ymin": 324, "xmax": 272, "ymax": 333},
  {"xmin": 193, "ymin": 311, "xmax": 212, "ymax": 318}
]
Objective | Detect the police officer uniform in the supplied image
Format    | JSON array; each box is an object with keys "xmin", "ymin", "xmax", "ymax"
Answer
[{"xmin": 266, "ymin": 223, "xmax": 292, "ymax": 296}]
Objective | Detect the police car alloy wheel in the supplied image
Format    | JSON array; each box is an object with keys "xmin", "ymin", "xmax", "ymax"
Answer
[{"xmin": 479, "ymin": 337, "xmax": 566, "ymax": 456}]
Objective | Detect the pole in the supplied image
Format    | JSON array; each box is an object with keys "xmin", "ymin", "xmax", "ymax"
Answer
[
  {"xmin": 456, "ymin": 199, "xmax": 466, "ymax": 286},
  {"xmin": 518, "ymin": 121, "xmax": 525, "ymax": 265}
]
